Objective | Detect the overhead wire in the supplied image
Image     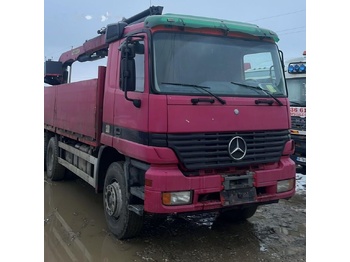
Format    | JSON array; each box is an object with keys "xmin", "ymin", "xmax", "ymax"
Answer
[
  {"xmin": 247, "ymin": 10, "xmax": 305, "ymax": 22},
  {"xmin": 246, "ymin": 9, "xmax": 306, "ymax": 38}
]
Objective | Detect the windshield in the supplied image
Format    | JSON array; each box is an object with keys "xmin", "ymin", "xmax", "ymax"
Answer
[
  {"xmin": 152, "ymin": 32, "xmax": 286, "ymax": 97},
  {"xmin": 286, "ymin": 77, "xmax": 306, "ymax": 106}
]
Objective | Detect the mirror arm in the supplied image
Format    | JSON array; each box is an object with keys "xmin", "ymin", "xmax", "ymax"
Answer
[{"xmin": 124, "ymin": 82, "xmax": 141, "ymax": 108}]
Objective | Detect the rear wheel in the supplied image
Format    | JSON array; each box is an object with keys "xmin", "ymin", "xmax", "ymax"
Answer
[
  {"xmin": 46, "ymin": 136, "xmax": 65, "ymax": 181},
  {"xmin": 103, "ymin": 162, "xmax": 143, "ymax": 239},
  {"xmin": 44, "ymin": 132, "xmax": 50, "ymax": 171},
  {"xmin": 219, "ymin": 206, "xmax": 258, "ymax": 222}
]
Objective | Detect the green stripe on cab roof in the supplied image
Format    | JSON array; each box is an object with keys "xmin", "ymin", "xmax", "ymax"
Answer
[{"xmin": 144, "ymin": 13, "xmax": 279, "ymax": 42}]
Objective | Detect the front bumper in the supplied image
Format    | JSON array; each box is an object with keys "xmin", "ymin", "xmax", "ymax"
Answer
[{"xmin": 144, "ymin": 156, "xmax": 296, "ymax": 214}]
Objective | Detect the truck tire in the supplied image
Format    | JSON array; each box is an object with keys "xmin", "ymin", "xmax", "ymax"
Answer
[
  {"xmin": 103, "ymin": 162, "xmax": 143, "ymax": 240},
  {"xmin": 219, "ymin": 205, "xmax": 258, "ymax": 222},
  {"xmin": 46, "ymin": 137, "xmax": 65, "ymax": 181},
  {"xmin": 44, "ymin": 132, "xmax": 49, "ymax": 171}
]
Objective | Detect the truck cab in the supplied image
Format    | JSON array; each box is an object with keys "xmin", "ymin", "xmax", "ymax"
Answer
[{"xmin": 285, "ymin": 52, "xmax": 306, "ymax": 174}]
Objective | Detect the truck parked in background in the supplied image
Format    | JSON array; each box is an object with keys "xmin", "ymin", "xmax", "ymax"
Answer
[
  {"xmin": 285, "ymin": 52, "xmax": 306, "ymax": 174},
  {"xmin": 44, "ymin": 6, "xmax": 296, "ymax": 239}
]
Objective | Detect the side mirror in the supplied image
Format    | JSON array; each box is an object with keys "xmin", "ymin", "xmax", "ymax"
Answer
[
  {"xmin": 121, "ymin": 58, "xmax": 135, "ymax": 92},
  {"xmin": 120, "ymin": 39, "xmax": 141, "ymax": 108}
]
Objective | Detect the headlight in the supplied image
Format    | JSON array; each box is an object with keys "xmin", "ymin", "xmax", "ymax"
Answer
[
  {"xmin": 162, "ymin": 191, "xmax": 192, "ymax": 205},
  {"xmin": 277, "ymin": 179, "xmax": 295, "ymax": 193}
]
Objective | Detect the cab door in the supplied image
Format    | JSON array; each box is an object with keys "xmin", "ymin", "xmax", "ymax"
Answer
[{"xmin": 112, "ymin": 34, "xmax": 150, "ymax": 157}]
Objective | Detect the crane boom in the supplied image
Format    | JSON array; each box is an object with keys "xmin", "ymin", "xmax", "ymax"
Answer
[
  {"xmin": 59, "ymin": 34, "xmax": 108, "ymax": 66},
  {"xmin": 44, "ymin": 6, "xmax": 163, "ymax": 85}
]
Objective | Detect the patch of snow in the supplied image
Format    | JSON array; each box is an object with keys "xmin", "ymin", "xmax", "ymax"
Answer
[
  {"xmin": 295, "ymin": 173, "xmax": 306, "ymax": 193},
  {"xmin": 260, "ymin": 243, "xmax": 268, "ymax": 252}
]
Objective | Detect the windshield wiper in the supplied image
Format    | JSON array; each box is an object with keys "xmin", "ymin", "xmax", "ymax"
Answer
[
  {"xmin": 161, "ymin": 82, "xmax": 226, "ymax": 105},
  {"xmin": 231, "ymin": 81, "xmax": 283, "ymax": 106}
]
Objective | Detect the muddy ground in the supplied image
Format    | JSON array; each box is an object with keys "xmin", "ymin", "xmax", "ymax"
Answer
[{"xmin": 44, "ymin": 174, "xmax": 306, "ymax": 262}]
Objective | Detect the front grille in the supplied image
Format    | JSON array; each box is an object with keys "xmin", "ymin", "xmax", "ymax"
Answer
[
  {"xmin": 167, "ymin": 130, "xmax": 290, "ymax": 170},
  {"xmin": 291, "ymin": 116, "xmax": 306, "ymax": 131}
]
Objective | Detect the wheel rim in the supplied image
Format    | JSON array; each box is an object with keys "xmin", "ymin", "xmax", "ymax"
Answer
[{"xmin": 105, "ymin": 181, "xmax": 123, "ymax": 217}]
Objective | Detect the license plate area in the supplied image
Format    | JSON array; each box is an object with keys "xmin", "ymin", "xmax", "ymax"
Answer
[
  {"xmin": 221, "ymin": 174, "xmax": 256, "ymax": 206},
  {"xmin": 221, "ymin": 188, "xmax": 256, "ymax": 206}
]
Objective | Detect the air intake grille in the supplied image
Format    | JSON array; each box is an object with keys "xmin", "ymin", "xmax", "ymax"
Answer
[
  {"xmin": 167, "ymin": 130, "xmax": 289, "ymax": 170},
  {"xmin": 291, "ymin": 116, "xmax": 306, "ymax": 131}
]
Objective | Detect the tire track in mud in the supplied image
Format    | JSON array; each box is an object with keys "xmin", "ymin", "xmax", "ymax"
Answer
[{"xmin": 45, "ymin": 177, "xmax": 306, "ymax": 262}]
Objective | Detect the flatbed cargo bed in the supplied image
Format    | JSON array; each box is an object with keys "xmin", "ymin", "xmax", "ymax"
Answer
[{"xmin": 44, "ymin": 66, "xmax": 106, "ymax": 146}]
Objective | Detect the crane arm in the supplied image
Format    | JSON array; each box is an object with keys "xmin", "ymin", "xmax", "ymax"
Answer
[{"xmin": 59, "ymin": 34, "xmax": 108, "ymax": 66}]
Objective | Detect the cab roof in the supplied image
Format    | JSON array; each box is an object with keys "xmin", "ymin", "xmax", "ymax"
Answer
[{"xmin": 144, "ymin": 13, "xmax": 279, "ymax": 42}]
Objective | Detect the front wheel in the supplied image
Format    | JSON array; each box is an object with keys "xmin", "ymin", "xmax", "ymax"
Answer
[{"xmin": 103, "ymin": 162, "xmax": 143, "ymax": 239}]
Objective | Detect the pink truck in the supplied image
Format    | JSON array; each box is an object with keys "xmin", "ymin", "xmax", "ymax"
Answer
[{"xmin": 44, "ymin": 6, "xmax": 296, "ymax": 239}]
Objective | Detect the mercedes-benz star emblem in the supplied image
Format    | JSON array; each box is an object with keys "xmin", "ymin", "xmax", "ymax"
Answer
[{"xmin": 228, "ymin": 136, "xmax": 247, "ymax": 160}]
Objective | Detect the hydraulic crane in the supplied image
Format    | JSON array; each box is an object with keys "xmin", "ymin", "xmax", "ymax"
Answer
[{"xmin": 44, "ymin": 6, "xmax": 163, "ymax": 85}]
